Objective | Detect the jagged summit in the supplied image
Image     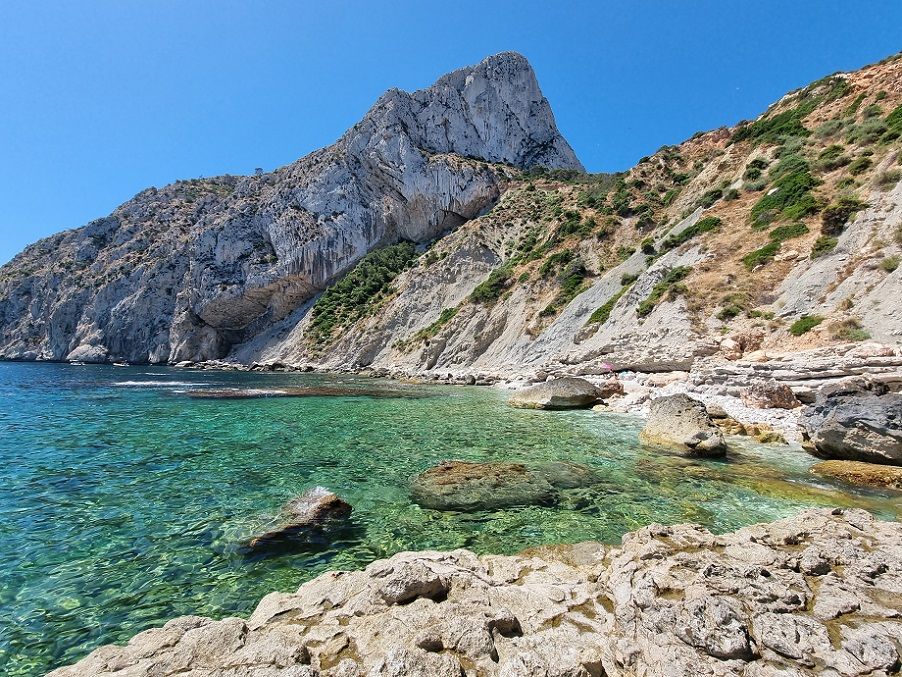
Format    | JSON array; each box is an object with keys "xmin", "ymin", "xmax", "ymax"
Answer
[
  {"xmin": 0, "ymin": 53, "xmax": 581, "ymax": 364},
  {"xmin": 350, "ymin": 51, "xmax": 583, "ymax": 171}
]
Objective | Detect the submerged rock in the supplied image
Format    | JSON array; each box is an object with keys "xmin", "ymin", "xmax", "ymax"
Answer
[
  {"xmin": 534, "ymin": 461, "xmax": 604, "ymax": 489},
  {"xmin": 508, "ymin": 376, "xmax": 603, "ymax": 409},
  {"xmin": 51, "ymin": 509, "xmax": 902, "ymax": 677},
  {"xmin": 811, "ymin": 460, "xmax": 902, "ymax": 489},
  {"xmin": 241, "ymin": 487, "xmax": 352, "ymax": 556},
  {"xmin": 639, "ymin": 393, "xmax": 727, "ymax": 456},
  {"xmin": 409, "ymin": 461, "xmax": 558, "ymax": 511},
  {"xmin": 801, "ymin": 393, "xmax": 902, "ymax": 465}
]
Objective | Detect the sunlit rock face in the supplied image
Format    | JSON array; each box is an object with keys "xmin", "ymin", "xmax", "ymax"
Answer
[{"xmin": 0, "ymin": 52, "xmax": 581, "ymax": 364}]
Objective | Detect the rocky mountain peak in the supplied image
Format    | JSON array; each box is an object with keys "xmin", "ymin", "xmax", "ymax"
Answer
[{"xmin": 345, "ymin": 51, "xmax": 583, "ymax": 171}]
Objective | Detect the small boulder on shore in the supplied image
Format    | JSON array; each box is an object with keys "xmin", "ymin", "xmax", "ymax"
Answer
[
  {"xmin": 740, "ymin": 380, "xmax": 800, "ymax": 409},
  {"xmin": 242, "ymin": 487, "xmax": 352, "ymax": 556},
  {"xmin": 811, "ymin": 460, "xmax": 902, "ymax": 489},
  {"xmin": 509, "ymin": 376, "xmax": 609, "ymax": 410},
  {"xmin": 639, "ymin": 394, "xmax": 727, "ymax": 457}
]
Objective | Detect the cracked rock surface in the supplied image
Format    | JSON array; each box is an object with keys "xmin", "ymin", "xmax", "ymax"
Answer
[{"xmin": 49, "ymin": 508, "xmax": 902, "ymax": 677}]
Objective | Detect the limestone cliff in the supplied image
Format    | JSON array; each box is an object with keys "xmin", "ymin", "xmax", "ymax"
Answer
[{"xmin": 0, "ymin": 52, "xmax": 581, "ymax": 363}]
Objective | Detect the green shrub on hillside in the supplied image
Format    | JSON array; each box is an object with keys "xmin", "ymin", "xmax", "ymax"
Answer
[
  {"xmin": 750, "ymin": 155, "xmax": 820, "ymax": 228},
  {"xmin": 698, "ymin": 188, "xmax": 723, "ymax": 209},
  {"xmin": 881, "ymin": 255, "xmax": 900, "ymax": 273},
  {"xmin": 831, "ymin": 318, "xmax": 870, "ymax": 342},
  {"xmin": 811, "ymin": 235, "xmax": 839, "ymax": 258},
  {"xmin": 845, "ymin": 93, "xmax": 867, "ymax": 116},
  {"xmin": 539, "ymin": 250, "xmax": 575, "ymax": 277},
  {"xmin": 541, "ymin": 258, "xmax": 591, "ymax": 317},
  {"xmin": 716, "ymin": 292, "xmax": 749, "ymax": 321},
  {"xmin": 789, "ymin": 315, "xmax": 823, "ymax": 336},
  {"xmin": 620, "ymin": 271, "xmax": 639, "ymax": 286},
  {"xmin": 309, "ymin": 241, "xmax": 419, "ymax": 343},
  {"xmin": 742, "ymin": 240, "xmax": 781, "ymax": 270},
  {"xmin": 769, "ymin": 222, "xmax": 809, "ymax": 242},
  {"xmin": 815, "ymin": 118, "xmax": 846, "ymax": 138},
  {"xmin": 587, "ymin": 281, "xmax": 633, "ymax": 325},
  {"xmin": 470, "ymin": 265, "xmax": 513, "ymax": 304},
  {"xmin": 661, "ymin": 216, "xmax": 722, "ymax": 250},
  {"xmin": 877, "ymin": 169, "xmax": 902, "ymax": 190},
  {"xmin": 636, "ymin": 266, "xmax": 692, "ymax": 317},
  {"xmin": 732, "ymin": 104, "xmax": 813, "ymax": 145},
  {"xmin": 662, "ymin": 187, "xmax": 680, "ymax": 206},
  {"xmin": 849, "ymin": 157, "xmax": 872, "ymax": 175},
  {"xmin": 848, "ymin": 119, "xmax": 888, "ymax": 145},
  {"xmin": 411, "ymin": 306, "xmax": 459, "ymax": 343},
  {"xmin": 882, "ymin": 105, "xmax": 902, "ymax": 142},
  {"xmin": 821, "ymin": 196, "xmax": 866, "ymax": 235},
  {"xmin": 815, "ymin": 144, "xmax": 851, "ymax": 172}
]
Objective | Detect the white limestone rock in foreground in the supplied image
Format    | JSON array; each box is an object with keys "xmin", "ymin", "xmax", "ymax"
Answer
[{"xmin": 49, "ymin": 508, "xmax": 902, "ymax": 676}]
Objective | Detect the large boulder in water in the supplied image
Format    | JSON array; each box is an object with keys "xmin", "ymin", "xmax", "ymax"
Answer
[
  {"xmin": 509, "ymin": 377, "xmax": 603, "ymax": 410},
  {"xmin": 410, "ymin": 461, "xmax": 558, "ymax": 511},
  {"xmin": 242, "ymin": 487, "xmax": 352, "ymax": 555},
  {"xmin": 639, "ymin": 394, "xmax": 727, "ymax": 457},
  {"xmin": 801, "ymin": 393, "xmax": 902, "ymax": 465}
]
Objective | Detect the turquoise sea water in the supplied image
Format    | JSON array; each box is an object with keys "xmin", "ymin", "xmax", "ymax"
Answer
[{"xmin": 0, "ymin": 362, "xmax": 898, "ymax": 675}]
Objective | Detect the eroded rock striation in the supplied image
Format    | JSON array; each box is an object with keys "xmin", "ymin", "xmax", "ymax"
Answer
[
  {"xmin": 0, "ymin": 52, "xmax": 580, "ymax": 364},
  {"xmin": 49, "ymin": 508, "xmax": 902, "ymax": 676}
]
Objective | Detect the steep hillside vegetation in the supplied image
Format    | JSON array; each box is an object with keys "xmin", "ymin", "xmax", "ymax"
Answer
[{"xmin": 239, "ymin": 52, "xmax": 902, "ymax": 377}]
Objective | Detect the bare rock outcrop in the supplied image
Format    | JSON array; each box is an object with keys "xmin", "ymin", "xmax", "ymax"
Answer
[
  {"xmin": 508, "ymin": 376, "xmax": 604, "ymax": 409},
  {"xmin": 639, "ymin": 393, "xmax": 727, "ymax": 456},
  {"xmin": 740, "ymin": 380, "xmax": 801, "ymax": 409},
  {"xmin": 811, "ymin": 460, "xmax": 902, "ymax": 489},
  {"xmin": 802, "ymin": 392, "xmax": 902, "ymax": 465},
  {"xmin": 49, "ymin": 508, "xmax": 902, "ymax": 677},
  {"xmin": 409, "ymin": 461, "xmax": 558, "ymax": 511}
]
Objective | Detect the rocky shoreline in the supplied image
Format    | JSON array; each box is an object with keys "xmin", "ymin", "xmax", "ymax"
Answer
[{"xmin": 49, "ymin": 508, "xmax": 902, "ymax": 677}]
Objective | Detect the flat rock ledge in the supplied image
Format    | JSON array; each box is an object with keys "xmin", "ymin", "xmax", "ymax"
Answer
[{"xmin": 49, "ymin": 509, "xmax": 902, "ymax": 677}]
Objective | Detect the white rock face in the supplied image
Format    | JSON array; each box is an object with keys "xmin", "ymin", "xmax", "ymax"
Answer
[
  {"xmin": 0, "ymin": 52, "xmax": 581, "ymax": 364},
  {"xmin": 48, "ymin": 509, "xmax": 902, "ymax": 677}
]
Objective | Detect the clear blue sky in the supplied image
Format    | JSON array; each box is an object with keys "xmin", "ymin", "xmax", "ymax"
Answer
[{"xmin": 1, "ymin": 1, "xmax": 900, "ymax": 265}]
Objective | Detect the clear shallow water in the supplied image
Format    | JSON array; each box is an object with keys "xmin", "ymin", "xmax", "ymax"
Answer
[{"xmin": 0, "ymin": 362, "xmax": 898, "ymax": 675}]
